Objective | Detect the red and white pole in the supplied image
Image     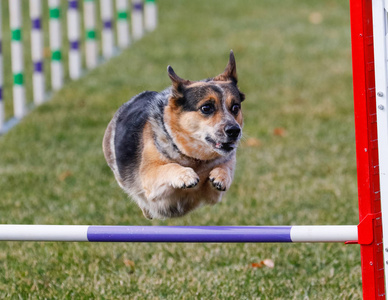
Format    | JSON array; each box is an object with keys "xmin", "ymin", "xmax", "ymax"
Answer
[{"xmin": 350, "ymin": 0, "xmax": 385, "ymax": 298}]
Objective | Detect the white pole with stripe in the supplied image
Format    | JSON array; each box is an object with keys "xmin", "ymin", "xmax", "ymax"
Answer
[
  {"xmin": 30, "ymin": 0, "xmax": 45, "ymax": 105},
  {"xmin": 9, "ymin": 0, "xmax": 26, "ymax": 119},
  {"xmin": 0, "ymin": 225, "xmax": 358, "ymax": 243},
  {"xmin": 83, "ymin": 0, "xmax": 98, "ymax": 69},
  {"xmin": 67, "ymin": 0, "xmax": 82, "ymax": 79},
  {"xmin": 144, "ymin": 0, "xmax": 157, "ymax": 32},
  {"xmin": 116, "ymin": 0, "xmax": 130, "ymax": 49},
  {"xmin": 0, "ymin": 1, "xmax": 4, "ymax": 132},
  {"xmin": 48, "ymin": 0, "xmax": 63, "ymax": 90},
  {"xmin": 100, "ymin": 0, "xmax": 115, "ymax": 59},
  {"xmin": 131, "ymin": 0, "xmax": 144, "ymax": 40}
]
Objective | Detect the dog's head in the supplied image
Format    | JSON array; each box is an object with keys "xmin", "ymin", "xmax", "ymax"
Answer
[{"xmin": 164, "ymin": 51, "xmax": 245, "ymax": 161}]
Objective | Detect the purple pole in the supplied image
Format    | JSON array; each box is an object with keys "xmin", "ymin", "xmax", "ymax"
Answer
[
  {"xmin": 0, "ymin": 225, "xmax": 357, "ymax": 242},
  {"xmin": 87, "ymin": 226, "xmax": 293, "ymax": 243}
]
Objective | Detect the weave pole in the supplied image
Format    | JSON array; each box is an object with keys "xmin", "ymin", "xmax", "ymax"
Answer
[
  {"xmin": 144, "ymin": 0, "xmax": 157, "ymax": 32},
  {"xmin": 83, "ymin": 0, "xmax": 98, "ymax": 69},
  {"xmin": 9, "ymin": 0, "xmax": 26, "ymax": 119},
  {"xmin": 132, "ymin": 0, "xmax": 144, "ymax": 40},
  {"xmin": 116, "ymin": 0, "xmax": 131, "ymax": 48},
  {"xmin": 100, "ymin": 0, "xmax": 115, "ymax": 59},
  {"xmin": 48, "ymin": 0, "xmax": 63, "ymax": 90},
  {"xmin": 67, "ymin": 0, "xmax": 82, "ymax": 80},
  {"xmin": 0, "ymin": 225, "xmax": 358, "ymax": 243},
  {"xmin": 30, "ymin": 0, "xmax": 45, "ymax": 105},
  {"xmin": 0, "ymin": 0, "xmax": 157, "ymax": 135}
]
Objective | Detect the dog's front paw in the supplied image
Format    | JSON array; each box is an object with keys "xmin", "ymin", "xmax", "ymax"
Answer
[
  {"xmin": 171, "ymin": 167, "xmax": 200, "ymax": 189},
  {"xmin": 209, "ymin": 168, "xmax": 232, "ymax": 191},
  {"xmin": 141, "ymin": 207, "xmax": 153, "ymax": 219}
]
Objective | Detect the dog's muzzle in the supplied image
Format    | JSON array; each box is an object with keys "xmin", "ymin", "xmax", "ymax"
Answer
[{"xmin": 224, "ymin": 124, "xmax": 241, "ymax": 140}]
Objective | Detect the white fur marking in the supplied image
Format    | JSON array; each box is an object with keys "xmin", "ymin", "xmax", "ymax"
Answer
[{"xmin": 110, "ymin": 120, "xmax": 118, "ymax": 174}]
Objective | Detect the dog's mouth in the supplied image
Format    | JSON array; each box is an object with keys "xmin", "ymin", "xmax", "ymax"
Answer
[{"xmin": 205, "ymin": 137, "xmax": 237, "ymax": 153}]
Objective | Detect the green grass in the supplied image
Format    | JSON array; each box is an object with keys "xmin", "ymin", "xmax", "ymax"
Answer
[{"xmin": 0, "ymin": 0, "xmax": 362, "ymax": 298}]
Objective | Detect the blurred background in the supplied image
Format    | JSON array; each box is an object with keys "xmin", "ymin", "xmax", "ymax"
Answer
[{"xmin": 0, "ymin": 0, "xmax": 361, "ymax": 298}]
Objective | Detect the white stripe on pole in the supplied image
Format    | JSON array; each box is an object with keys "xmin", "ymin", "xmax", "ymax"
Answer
[
  {"xmin": 9, "ymin": 0, "xmax": 26, "ymax": 119},
  {"xmin": 100, "ymin": 0, "xmax": 115, "ymax": 59},
  {"xmin": 48, "ymin": 0, "xmax": 63, "ymax": 90},
  {"xmin": 0, "ymin": 1, "xmax": 4, "ymax": 132},
  {"xmin": 371, "ymin": 0, "xmax": 388, "ymax": 293},
  {"xmin": 132, "ymin": 0, "xmax": 144, "ymax": 40},
  {"xmin": 67, "ymin": 0, "xmax": 82, "ymax": 80},
  {"xmin": 30, "ymin": 0, "xmax": 45, "ymax": 105},
  {"xmin": 290, "ymin": 225, "xmax": 358, "ymax": 243},
  {"xmin": 144, "ymin": 0, "xmax": 157, "ymax": 32},
  {"xmin": 83, "ymin": 0, "xmax": 98, "ymax": 69},
  {"xmin": 0, "ymin": 225, "xmax": 89, "ymax": 241},
  {"xmin": 116, "ymin": 0, "xmax": 130, "ymax": 48}
]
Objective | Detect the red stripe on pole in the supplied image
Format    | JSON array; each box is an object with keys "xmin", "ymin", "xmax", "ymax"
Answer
[{"xmin": 349, "ymin": 0, "xmax": 385, "ymax": 298}]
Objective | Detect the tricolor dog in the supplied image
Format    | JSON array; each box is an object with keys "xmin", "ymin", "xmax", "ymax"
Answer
[{"xmin": 103, "ymin": 51, "xmax": 245, "ymax": 219}]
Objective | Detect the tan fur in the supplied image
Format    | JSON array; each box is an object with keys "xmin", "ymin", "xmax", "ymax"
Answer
[
  {"xmin": 164, "ymin": 105, "xmax": 221, "ymax": 161},
  {"xmin": 133, "ymin": 121, "xmax": 234, "ymax": 219},
  {"xmin": 103, "ymin": 51, "xmax": 244, "ymax": 219}
]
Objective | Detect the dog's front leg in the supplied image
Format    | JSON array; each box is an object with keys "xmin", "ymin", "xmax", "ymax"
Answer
[
  {"xmin": 209, "ymin": 156, "xmax": 236, "ymax": 192},
  {"xmin": 140, "ymin": 123, "xmax": 200, "ymax": 201},
  {"xmin": 141, "ymin": 162, "xmax": 200, "ymax": 201}
]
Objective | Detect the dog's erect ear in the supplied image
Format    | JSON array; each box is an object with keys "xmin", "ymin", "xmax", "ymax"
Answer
[
  {"xmin": 167, "ymin": 66, "xmax": 192, "ymax": 98},
  {"xmin": 213, "ymin": 50, "xmax": 238, "ymax": 83}
]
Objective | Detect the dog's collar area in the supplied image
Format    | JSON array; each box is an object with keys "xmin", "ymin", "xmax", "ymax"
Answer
[
  {"xmin": 153, "ymin": 119, "xmax": 205, "ymax": 163},
  {"xmin": 154, "ymin": 125, "xmax": 225, "ymax": 164},
  {"xmin": 154, "ymin": 132, "xmax": 206, "ymax": 163}
]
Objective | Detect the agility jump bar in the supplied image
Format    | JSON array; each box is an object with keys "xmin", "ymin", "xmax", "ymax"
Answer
[{"xmin": 0, "ymin": 225, "xmax": 357, "ymax": 243}]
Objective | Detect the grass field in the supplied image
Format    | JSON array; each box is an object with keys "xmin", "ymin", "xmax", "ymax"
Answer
[{"xmin": 0, "ymin": 0, "xmax": 362, "ymax": 298}]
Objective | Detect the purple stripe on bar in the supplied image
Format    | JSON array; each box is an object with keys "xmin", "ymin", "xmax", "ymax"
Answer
[
  {"xmin": 70, "ymin": 40, "xmax": 79, "ymax": 50},
  {"xmin": 31, "ymin": 18, "xmax": 41, "ymax": 29},
  {"xmin": 133, "ymin": 3, "xmax": 143, "ymax": 11},
  {"xmin": 103, "ymin": 20, "xmax": 112, "ymax": 29},
  {"xmin": 34, "ymin": 61, "xmax": 43, "ymax": 73},
  {"xmin": 0, "ymin": 87, "xmax": 2, "ymax": 100},
  {"xmin": 87, "ymin": 226, "xmax": 293, "ymax": 243},
  {"xmin": 69, "ymin": 0, "xmax": 78, "ymax": 9}
]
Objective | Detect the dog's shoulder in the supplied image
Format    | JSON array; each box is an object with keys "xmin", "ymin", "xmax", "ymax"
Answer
[{"xmin": 114, "ymin": 90, "xmax": 165, "ymax": 179}]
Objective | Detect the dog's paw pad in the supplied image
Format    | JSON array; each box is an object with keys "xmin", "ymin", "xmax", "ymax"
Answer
[
  {"xmin": 172, "ymin": 168, "xmax": 199, "ymax": 189},
  {"xmin": 209, "ymin": 168, "xmax": 231, "ymax": 191}
]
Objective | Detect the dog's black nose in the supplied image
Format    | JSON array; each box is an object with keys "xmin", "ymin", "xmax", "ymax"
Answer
[{"xmin": 225, "ymin": 125, "xmax": 241, "ymax": 138}]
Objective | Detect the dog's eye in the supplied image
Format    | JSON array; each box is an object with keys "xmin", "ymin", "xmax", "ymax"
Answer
[
  {"xmin": 231, "ymin": 104, "xmax": 240, "ymax": 115},
  {"xmin": 200, "ymin": 104, "xmax": 215, "ymax": 115}
]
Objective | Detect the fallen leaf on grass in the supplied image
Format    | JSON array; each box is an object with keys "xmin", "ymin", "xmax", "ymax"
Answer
[
  {"xmin": 124, "ymin": 259, "xmax": 135, "ymax": 267},
  {"xmin": 244, "ymin": 137, "xmax": 261, "ymax": 147},
  {"xmin": 251, "ymin": 259, "xmax": 275, "ymax": 269},
  {"xmin": 273, "ymin": 127, "xmax": 286, "ymax": 137},
  {"xmin": 124, "ymin": 259, "xmax": 135, "ymax": 274},
  {"xmin": 58, "ymin": 170, "xmax": 73, "ymax": 181}
]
